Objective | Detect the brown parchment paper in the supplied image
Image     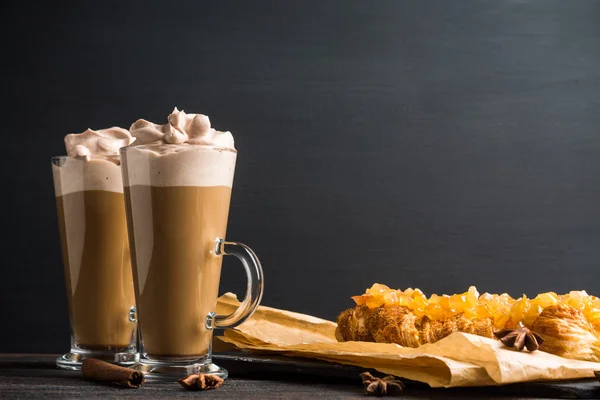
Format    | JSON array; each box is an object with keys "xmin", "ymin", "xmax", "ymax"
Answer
[{"xmin": 215, "ymin": 293, "xmax": 600, "ymax": 388}]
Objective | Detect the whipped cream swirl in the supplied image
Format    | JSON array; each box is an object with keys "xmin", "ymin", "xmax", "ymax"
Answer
[
  {"xmin": 129, "ymin": 108, "xmax": 235, "ymax": 149},
  {"xmin": 65, "ymin": 127, "xmax": 134, "ymax": 158}
]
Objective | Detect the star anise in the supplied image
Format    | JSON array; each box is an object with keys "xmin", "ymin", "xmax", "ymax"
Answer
[
  {"xmin": 178, "ymin": 373, "xmax": 224, "ymax": 391},
  {"xmin": 359, "ymin": 372, "xmax": 404, "ymax": 396},
  {"xmin": 494, "ymin": 326, "xmax": 544, "ymax": 352}
]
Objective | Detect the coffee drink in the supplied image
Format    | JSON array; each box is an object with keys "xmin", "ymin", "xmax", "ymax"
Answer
[
  {"xmin": 123, "ymin": 184, "xmax": 232, "ymax": 357},
  {"xmin": 52, "ymin": 128, "xmax": 138, "ymax": 363},
  {"xmin": 123, "ymin": 110, "xmax": 238, "ymax": 358},
  {"xmin": 55, "ymin": 189, "xmax": 134, "ymax": 348},
  {"xmin": 123, "ymin": 108, "xmax": 263, "ymax": 379}
]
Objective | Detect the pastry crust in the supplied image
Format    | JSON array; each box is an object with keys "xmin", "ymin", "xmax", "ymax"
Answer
[
  {"xmin": 336, "ymin": 303, "xmax": 600, "ymax": 362},
  {"xmin": 531, "ymin": 305, "xmax": 600, "ymax": 361},
  {"xmin": 336, "ymin": 305, "xmax": 494, "ymax": 346}
]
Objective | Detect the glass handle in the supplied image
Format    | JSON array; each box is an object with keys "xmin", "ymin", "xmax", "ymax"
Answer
[
  {"xmin": 128, "ymin": 306, "xmax": 137, "ymax": 322},
  {"xmin": 213, "ymin": 238, "xmax": 264, "ymax": 329}
]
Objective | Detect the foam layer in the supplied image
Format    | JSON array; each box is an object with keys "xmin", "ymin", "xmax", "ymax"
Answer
[
  {"xmin": 129, "ymin": 108, "xmax": 235, "ymax": 149},
  {"xmin": 52, "ymin": 157, "xmax": 124, "ymax": 196},
  {"xmin": 53, "ymin": 126, "xmax": 133, "ymax": 196},
  {"xmin": 121, "ymin": 145, "xmax": 236, "ymax": 188},
  {"xmin": 65, "ymin": 127, "xmax": 134, "ymax": 158}
]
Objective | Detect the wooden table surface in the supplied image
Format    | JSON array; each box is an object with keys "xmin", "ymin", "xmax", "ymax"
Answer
[{"xmin": 1, "ymin": 354, "xmax": 599, "ymax": 399}]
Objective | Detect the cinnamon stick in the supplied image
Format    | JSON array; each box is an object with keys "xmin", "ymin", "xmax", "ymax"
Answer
[
  {"xmin": 178, "ymin": 373, "xmax": 224, "ymax": 390},
  {"xmin": 81, "ymin": 358, "xmax": 145, "ymax": 388}
]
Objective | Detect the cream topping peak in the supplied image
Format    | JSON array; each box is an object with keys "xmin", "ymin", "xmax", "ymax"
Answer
[
  {"xmin": 64, "ymin": 127, "xmax": 134, "ymax": 158},
  {"xmin": 129, "ymin": 107, "xmax": 235, "ymax": 149}
]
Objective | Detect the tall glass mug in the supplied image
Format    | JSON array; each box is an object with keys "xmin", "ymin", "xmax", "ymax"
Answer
[
  {"xmin": 120, "ymin": 143, "xmax": 264, "ymax": 379},
  {"xmin": 52, "ymin": 155, "xmax": 138, "ymax": 369}
]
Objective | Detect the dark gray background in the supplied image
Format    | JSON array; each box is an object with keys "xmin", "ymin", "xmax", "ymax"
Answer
[{"xmin": 3, "ymin": 0, "xmax": 600, "ymax": 353}]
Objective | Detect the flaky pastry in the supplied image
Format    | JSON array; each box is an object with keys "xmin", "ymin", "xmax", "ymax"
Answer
[{"xmin": 336, "ymin": 284, "xmax": 600, "ymax": 362}]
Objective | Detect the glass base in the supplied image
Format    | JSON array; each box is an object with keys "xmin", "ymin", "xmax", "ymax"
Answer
[
  {"xmin": 134, "ymin": 359, "xmax": 228, "ymax": 381},
  {"xmin": 56, "ymin": 350, "xmax": 139, "ymax": 370}
]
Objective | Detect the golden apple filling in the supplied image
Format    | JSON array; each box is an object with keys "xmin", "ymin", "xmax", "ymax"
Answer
[{"xmin": 352, "ymin": 284, "xmax": 600, "ymax": 330}]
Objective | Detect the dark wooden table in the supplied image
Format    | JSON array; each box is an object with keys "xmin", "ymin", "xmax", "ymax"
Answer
[{"xmin": 1, "ymin": 354, "xmax": 599, "ymax": 399}]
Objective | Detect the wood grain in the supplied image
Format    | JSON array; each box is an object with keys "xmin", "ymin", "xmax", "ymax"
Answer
[{"xmin": 0, "ymin": 354, "xmax": 598, "ymax": 399}]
